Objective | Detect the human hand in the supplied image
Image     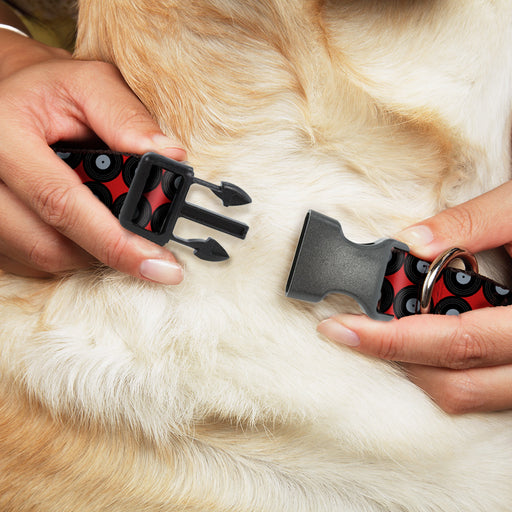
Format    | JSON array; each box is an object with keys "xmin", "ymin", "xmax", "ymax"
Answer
[
  {"xmin": 318, "ymin": 181, "xmax": 512, "ymax": 414},
  {"xmin": 0, "ymin": 30, "xmax": 186, "ymax": 283}
]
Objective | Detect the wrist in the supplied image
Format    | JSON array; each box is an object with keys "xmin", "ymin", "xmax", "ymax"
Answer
[{"xmin": 0, "ymin": 23, "xmax": 29, "ymax": 38}]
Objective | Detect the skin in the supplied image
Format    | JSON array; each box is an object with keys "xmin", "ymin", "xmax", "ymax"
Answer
[
  {"xmin": 318, "ymin": 180, "xmax": 512, "ymax": 414},
  {"xmin": 0, "ymin": 20, "xmax": 186, "ymax": 283}
]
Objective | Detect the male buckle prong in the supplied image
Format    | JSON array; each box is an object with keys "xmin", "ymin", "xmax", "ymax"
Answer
[{"xmin": 120, "ymin": 152, "xmax": 251, "ymax": 261}]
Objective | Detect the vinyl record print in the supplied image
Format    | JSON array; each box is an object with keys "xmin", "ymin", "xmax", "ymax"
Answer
[
  {"xmin": 83, "ymin": 152, "xmax": 124, "ymax": 182},
  {"xmin": 444, "ymin": 269, "xmax": 481, "ymax": 297},
  {"xmin": 433, "ymin": 296, "xmax": 471, "ymax": 315},
  {"xmin": 393, "ymin": 285, "xmax": 420, "ymax": 318}
]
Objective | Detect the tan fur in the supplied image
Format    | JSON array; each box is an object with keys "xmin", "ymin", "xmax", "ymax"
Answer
[{"xmin": 1, "ymin": 0, "xmax": 512, "ymax": 510}]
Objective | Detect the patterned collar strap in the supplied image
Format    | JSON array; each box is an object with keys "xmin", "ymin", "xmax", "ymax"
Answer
[
  {"xmin": 286, "ymin": 210, "xmax": 512, "ymax": 320},
  {"xmin": 378, "ymin": 248, "xmax": 512, "ymax": 318},
  {"xmin": 53, "ymin": 146, "xmax": 251, "ymax": 261}
]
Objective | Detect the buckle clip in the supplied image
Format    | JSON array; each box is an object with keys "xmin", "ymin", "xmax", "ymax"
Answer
[
  {"xmin": 285, "ymin": 210, "xmax": 409, "ymax": 321},
  {"xmin": 119, "ymin": 152, "xmax": 251, "ymax": 261}
]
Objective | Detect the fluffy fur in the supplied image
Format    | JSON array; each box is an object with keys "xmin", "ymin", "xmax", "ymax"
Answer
[{"xmin": 1, "ymin": 0, "xmax": 512, "ymax": 510}]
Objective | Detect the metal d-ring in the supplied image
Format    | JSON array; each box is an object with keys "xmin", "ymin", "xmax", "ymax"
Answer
[{"xmin": 420, "ymin": 247, "xmax": 478, "ymax": 314}]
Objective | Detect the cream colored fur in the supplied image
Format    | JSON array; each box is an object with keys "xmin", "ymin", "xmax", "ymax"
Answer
[{"xmin": 1, "ymin": 0, "xmax": 512, "ymax": 510}]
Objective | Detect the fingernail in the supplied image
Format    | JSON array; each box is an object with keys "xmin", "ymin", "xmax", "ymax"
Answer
[
  {"xmin": 151, "ymin": 134, "xmax": 187, "ymax": 160},
  {"xmin": 139, "ymin": 259, "xmax": 184, "ymax": 285},
  {"xmin": 317, "ymin": 319, "xmax": 360, "ymax": 347},
  {"xmin": 396, "ymin": 225, "xmax": 434, "ymax": 250}
]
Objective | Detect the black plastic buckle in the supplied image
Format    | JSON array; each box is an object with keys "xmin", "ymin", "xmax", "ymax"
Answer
[
  {"xmin": 119, "ymin": 152, "xmax": 251, "ymax": 261},
  {"xmin": 285, "ymin": 210, "xmax": 409, "ymax": 321}
]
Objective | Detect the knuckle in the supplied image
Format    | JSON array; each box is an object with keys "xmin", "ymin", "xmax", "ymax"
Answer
[
  {"xmin": 119, "ymin": 107, "xmax": 151, "ymax": 128},
  {"xmin": 374, "ymin": 332, "xmax": 402, "ymax": 360},
  {"xmin": 79, "ymin": 60, "xmax": 119, "ymax": 79},
  {"xmin": 436, "ymin": 371, "xmax": 482, "ymax": 414},
  {"xmin": 102, "ymin": 233, "xmax": 130, "ymax": 271},
  {"xmin": 442, "ymin": 318, "xmax": 487, "ymax": 369},
  {"xmin": 111, "ymin": 108, "xmax": 151, "ymax": 145},
  {"xmin": 28, "ymin": 239, "xmax": 65, "ymax": 274},
  {"xmin": 441, "ymin": 204, "xmax": 477, "ymax": 241},
  {"xmin": 33, "ymin": 183, "xmax": 78, "ymax": 231}
]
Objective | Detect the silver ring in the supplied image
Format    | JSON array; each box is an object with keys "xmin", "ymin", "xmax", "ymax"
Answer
[{"xmin": 420, "ymin": 247, "xmax": 478, "ymax": 314}]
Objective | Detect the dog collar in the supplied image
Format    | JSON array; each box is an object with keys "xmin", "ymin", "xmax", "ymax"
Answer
[
  {"xmin": 286, "ymin": 210, "xmax": 512, "ymax": 320},
  {"xmin": 53, "ymin": 146, "xmax": 251, "ymax": 261}
]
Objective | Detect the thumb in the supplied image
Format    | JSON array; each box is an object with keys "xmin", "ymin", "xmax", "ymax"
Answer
[
  {"xmin": 71, "ymin": 61, "xmax": 187, "ymax": 161},
  {"xmin": 395, "ymin": 180, "xmax": 512, "ymax": 260}
]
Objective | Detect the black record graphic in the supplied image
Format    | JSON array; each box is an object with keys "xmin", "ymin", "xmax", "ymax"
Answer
[
  {"xmin": 162, "ymin": 171, "xmax": 183, "ymax": 201},
  {"xmin": 83, "ymin": 152, "xmax": 123, "ymax": 182},
  {"xmin": 151, "ymin": 202, "xmax": 173, "ymax": 233},
  {"xmin": 393, "ymin": 285, "xmax": 420, "ymax": 318},
  {"xmin": 55, "ymin": 150, "xmax": 83, "ymax": 169},
  {"xmin": 404, "ymin": 254, "xmax": 430, "ymax": 284},
  {"xmin": 112, "ymin": 193, "xmax": 152, "ymax": 227},
  {"xmin": 121, "ymin": 156, "xmax": 140, "ymax": 187},
  {"xmin": 84, "ymin": 182, "xmax": 113, "ymax": 209},
  {"xmin": 385, "ymin": 249, "xmax": 406, "ymax": 276},
  {"xmin": 122, "ymin": 156, "xmax": 161, "ymax": 192},
  {"xmin": 482, "ymin": 281, "xmax": 512, "ymax": 306},
  {"xmin": 443, "ymin": 269, "xmax": 481, "ymax": 297},
  {"xmin": 378, "ymin": 278, "xmax": 394, "ymax": 314},
  {"xmin": 433, "ymin": 296, "xmax": 471, "ymax": 315}
]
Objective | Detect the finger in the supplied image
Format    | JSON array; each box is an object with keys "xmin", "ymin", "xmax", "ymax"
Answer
[
  {"xmin": 317, "ymin": 307, "xmax": 512, "ymax": 369},
  {"xmin": 0, "ymin": 138, "xmax": 184, "ymax": 284},
  {"xmin": 395, "ymin": 180, "xmax": 512, "ymax": 260},
  {"xmin": 0, "ymin": 254, "xmax": 53, "ymax": 278},
  {"xmin": 404, "ymin": 363, "xmax": 512, "ymax": 414},
  {"xmin": 2, "ymin": 59, "xmax": 186, "ymax": 160},
  {"xmin": 0, "ymin": 183, "xmax": 92, "ymax": 272},
  {"xmin": 56, "ymin": 61, "xmax": 187, "ymax": 161}
]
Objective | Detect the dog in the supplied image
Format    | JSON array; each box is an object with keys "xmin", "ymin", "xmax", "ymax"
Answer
[{"xmin": 1, "ymin": 0, "xmax": 512, "ymax": 510}]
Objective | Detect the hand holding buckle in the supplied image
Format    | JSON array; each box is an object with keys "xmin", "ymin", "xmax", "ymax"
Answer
[
  {"xmin": 55, "ymin": 147, "xmax": 251, "ymax": 262},
  {"xmin": 286, "ymin": 212, "xmax": 510, "ymax": 320}
]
